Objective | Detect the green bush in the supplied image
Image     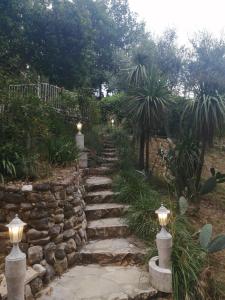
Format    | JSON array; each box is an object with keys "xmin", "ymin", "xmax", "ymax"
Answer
[
  {"xmin": 126, "ymin": 191, "xmax": 161, "ymax": 241},
  {"xmin": 113, "ymin": 165, "xmax": 162, "ymax": 241},
  {"xmin": 0, "ymin": 95, "xmax": 77, "ymax": 181},
  {"xmin": 46, "ymin": 137, "xmax": 79, "ymax": 165},
  {"xmin": 99, "ymin": 93, "xmax": 127, "ymax": 122},
  {"xmin": 111, "ymin": 127, "xmax": 137, "ymax": 170},
  {"xmin": 114, "ymin": 169, "xmax": 151, "ymax": 204}
]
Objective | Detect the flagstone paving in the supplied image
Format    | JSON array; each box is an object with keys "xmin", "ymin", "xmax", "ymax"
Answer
[{"xmin": 38, "ymin": 265, "xmax": 157, "ymax": 300}]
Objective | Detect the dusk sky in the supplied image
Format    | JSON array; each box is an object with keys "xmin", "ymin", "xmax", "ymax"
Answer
[{"xmin": 129, "ymin": 0, "xmax": 225, "ymax": 45}]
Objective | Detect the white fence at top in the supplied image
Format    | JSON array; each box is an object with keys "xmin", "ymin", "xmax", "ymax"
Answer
[
  {"xmin": 9, "ymin": 83, "xmax": 67, "ymax": 108},
  {"xmin": 7, "ymin": 82, "xmax": 81, "ymax": 118}
]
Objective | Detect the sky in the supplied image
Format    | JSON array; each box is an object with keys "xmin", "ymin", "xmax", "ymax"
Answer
[{"xmin": 129, "ymin": 0, "xmax": 225, "ymax": 45}]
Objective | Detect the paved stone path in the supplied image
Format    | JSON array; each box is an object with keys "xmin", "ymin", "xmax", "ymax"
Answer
[{"xmin": 38, "ymin": 137, "xmax": 157, "ymax": 300}]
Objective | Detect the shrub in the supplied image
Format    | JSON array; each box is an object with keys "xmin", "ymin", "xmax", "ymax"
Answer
[
  {"xmin": 99, "ymin": 93, "xmax": 127, "ymax": 122},
  {"xmin": 46, "ymin": 137, "xmax": 79, "ymax": 165},
  {"xmin": 126, "ymin": 191, "xmax": 161, "ymax": 241},
  {"xmin": 114, "ymin": 169, "xmax": 151, "ymax": 204},
  {"xmin": 0, "ymin": 95, "xmax": 78, "ymax": 180},
  {"xmin": 113, "ymin": 165, "xmax": 162, "ymax": 241},
  {"xmin": 111, "ymin": 127, "xmax": 137, "ymax": 170}
]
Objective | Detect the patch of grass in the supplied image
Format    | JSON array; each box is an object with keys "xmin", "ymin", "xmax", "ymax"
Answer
[
  {"xmin": 113, "ymin": 169, "xmax": 152, "ymax": 204},
  {"xmin": 171, "ymin": 216, "xmax": 205, "ymax": 300},
  {"xmin": 126, "ymin": 192, "xmax": 161, "ymax": 241}
]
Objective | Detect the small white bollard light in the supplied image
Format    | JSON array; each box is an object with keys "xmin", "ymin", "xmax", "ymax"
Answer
[
  {"xmin": 111, "ymin": 119, "xmax": 115, "ymax": 127},
  {"xmin": 155, "ymin": 204, "xmax": 172, "ymax": 269},
  {"xmin": 5, "ymin": 215, "xmax": 26, "ymax": 300},
  {"xmin": 75, "ymin": 122, "xmax": 84, "ymax": 150},
  {"xmin": 149, "ymin": 204, "xmax": 172, "ymax": 293},
  {"xmin": 77, "ymin": 121, "xmax": 83, "ymax": 135},
  {"xmin": 75, "ymin": 121, "xmax": 87, "ymax": 168}
]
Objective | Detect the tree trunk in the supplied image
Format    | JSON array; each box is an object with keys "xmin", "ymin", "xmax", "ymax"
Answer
[
  {"xmin": 195, "ymin": 140, "xmax": 206, "ymax": 190},
  {"xmin": 139, "ymin": 130, "xmax": 145, "ymax": 170},
  {"xmin": 99, "ymin": 84, "xmax": 102, "ymax": 99},
  {"xmin": 145, "ymin": 134, "xmax": 149, "ymax": 172}
]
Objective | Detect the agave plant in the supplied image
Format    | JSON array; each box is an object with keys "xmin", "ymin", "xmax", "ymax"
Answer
[{"xmin": 200, "ymin": 224, "xmax": 225, "ymax": 253}]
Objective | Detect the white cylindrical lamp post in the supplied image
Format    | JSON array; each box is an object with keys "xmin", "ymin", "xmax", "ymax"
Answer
[
  {"xmin": 5, "ymin": 215, "xmax": 26, "ymax": 300},
  {"xmin": 155, "ymin": 204, "xmax": 172, "ymax": 269}
]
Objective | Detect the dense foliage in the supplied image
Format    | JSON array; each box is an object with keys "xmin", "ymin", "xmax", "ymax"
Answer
[
  {"xmin": 0, "ymin": 95, "xmax": 79, "ymax": 181},
  {"xmin": 0, "ymin": 0, "xmax": 146, "ymax": 92}
]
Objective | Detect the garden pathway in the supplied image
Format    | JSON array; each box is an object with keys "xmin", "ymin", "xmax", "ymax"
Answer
[{"xmin": 38, "ymin": 137, "xmax": 157, "ymax": 300}]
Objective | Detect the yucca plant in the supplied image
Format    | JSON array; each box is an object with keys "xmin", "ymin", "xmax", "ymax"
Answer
[
  {"xmin": 159, "ymin": 136, "xmax": 200, "ymax": 197},
  {"xmin": 128, "ymin": 69, "xmax": 170, "ymax": 171},
  {"xmin": 182, "ymin": 93, "xmax": 225, "ymax": 190}
]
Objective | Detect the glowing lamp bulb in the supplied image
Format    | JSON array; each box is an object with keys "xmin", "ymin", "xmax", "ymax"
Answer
[
  {"xmin": 111, "ymin": 119, "xmax": 115, "ymax": 126},
  {"xmin": 155, "ymin": 204, "xmax": 170, "ymax": 227},
  {"xmin": 6, "ymin": 215, "xmax": 26, "ymax": 244},
  {"xmin": 77, "ymin": 122, "xmax": 82, "ymax": 134}
]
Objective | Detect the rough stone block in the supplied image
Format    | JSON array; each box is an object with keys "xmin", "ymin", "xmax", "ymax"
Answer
[
  {"xmin": 55, "ymin": 243, "xmax": 67, "ymax": 260},
  {"xmin": 27, "ymin": 229, "xmax": 48, "ymax": 241},
  {"xmin": 48, "ymin": 224, "xmax": 61, "ymax": 238},
  {"xmin": 63, "ymin": 229, "xmax": 75, "ymax": 240},
  {"xmin": 65, "ymin": 238, "xmax": 76, "ymax": 254},
  {"xmin": 44, "ymin": 243, "xmax": 56, "ymax": 265},
  {"xmin": 30, "ymin": 277, "xmax": 43, "ymax": 295},
  {"xmin": 28, "ymin": 246, "xmax": 43, "ymax": 265}
]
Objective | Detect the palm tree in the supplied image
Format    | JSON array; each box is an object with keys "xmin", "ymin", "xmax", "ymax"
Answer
[
  {"xmin": 182, "ymin": 93, "xmax": 225, "ymax": 189},
  {"xmin": 128, "ymin": 69, "xmax": 170, "ymax": 172}
]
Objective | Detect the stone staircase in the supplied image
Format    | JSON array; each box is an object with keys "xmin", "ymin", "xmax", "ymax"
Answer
[
  {"xmin": 78, "ymin": 137, "xmax": 157, "ymax": 299},
  {"xmin": 38, "ymin": 137, "xmax": 158, "ymax": 300}
]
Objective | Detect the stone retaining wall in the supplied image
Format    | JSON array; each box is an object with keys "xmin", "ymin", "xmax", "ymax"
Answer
[{"xmin": 0, "ymin": 167, "xmax": 87, "ymax": 299}]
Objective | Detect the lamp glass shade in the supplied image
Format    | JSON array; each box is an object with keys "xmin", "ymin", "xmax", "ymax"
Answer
[
  {"xmin": 77, "ymin": 122, "xmax": 82, "ymax": 133},
  {"xmin": 6, "ymin": 215, "xmax": 26, "ymax": 243},
  {"xmin": 111, "ymin": 119, "xmax": 115, "ymax": 124},
  {"xmin": 155, "ymin": 204, "xmax": 170, "ymax": 226}
]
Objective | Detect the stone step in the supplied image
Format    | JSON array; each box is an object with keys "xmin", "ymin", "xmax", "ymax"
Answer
[
  {"xmin": 85, "ymin": 176, "xmax": 112, "ymax": 192},
  {"xmin": 85, "ymin": 203, "xmax": 129, "ymax": 220},
  {"xmin": 101, "ymin": 162, "xmax": 116, "ymax": 169},
  {"xmin": 37, "ymin": 265, "xmax": 157, "ymax": 300},
  {"xmin": 74, "ymin": 238, "xmax": 146, "ymax": 266},
  {"xmin": 104, "ymin": 142, "xmax": 115, "ymax": 146},
  {"xmin": 88, "ymin": 166, "xmax": 113, "ymax": 176},
  {"xmin": 103, "ymin": 148, "xmax": 117, "ymax": 152},
  {"xmin": 87, "ymin": 217, "xmax": 129, "ymax": 239},
  {"xmin": 101, "ymin": 157, "xmax": 118, "ymax": 163},
  {"xmin": 102, "ymin": 152, "xmax": 117, "ymax": 158},
  {"xmin": 104, "ymin": 145, "xmax": 116, "ymax": 151},
  {"xmin": 85, "ymin": 190, "xmax": 117, "ymax": 204}
]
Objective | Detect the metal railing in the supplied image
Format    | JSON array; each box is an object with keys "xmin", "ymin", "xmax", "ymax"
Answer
[{"xmin": 8, "ymin": 82, "xmax": 81, "ymax": 118}]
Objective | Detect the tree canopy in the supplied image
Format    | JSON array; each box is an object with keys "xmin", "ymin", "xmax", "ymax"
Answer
[{"xmin": 0, "ymin": 0, "xmax": 147, "ymax": 90}]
